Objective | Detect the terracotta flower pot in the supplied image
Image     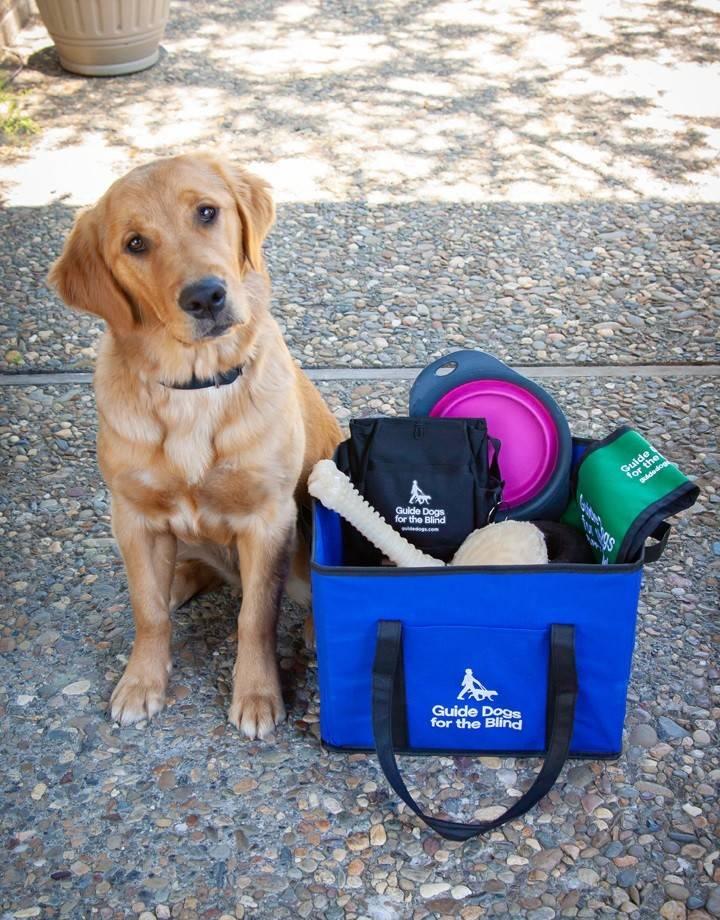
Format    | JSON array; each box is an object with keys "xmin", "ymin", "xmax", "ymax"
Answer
[{"xmin": 36, "ymin": 0, "xmax": 170, "ymax": 76}]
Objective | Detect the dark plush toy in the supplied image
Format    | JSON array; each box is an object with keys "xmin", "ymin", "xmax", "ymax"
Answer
[{"xmin": 535, "ymin": 521, "xmax": 595, "ymax": 564}]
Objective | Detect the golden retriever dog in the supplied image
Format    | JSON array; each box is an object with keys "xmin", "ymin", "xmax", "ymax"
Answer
[{"xmin": 49, "ymin": 153, "xmax": 342, "ymax": 739}]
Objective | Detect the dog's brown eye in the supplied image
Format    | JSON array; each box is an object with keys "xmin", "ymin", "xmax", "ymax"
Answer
[
  {"xmin": 126, "ymin": 235, "xmax": 146, "ymax": 254},
  {"xmin": 197, "ymin": 205, "xmax": 217, "ymax": 224}
]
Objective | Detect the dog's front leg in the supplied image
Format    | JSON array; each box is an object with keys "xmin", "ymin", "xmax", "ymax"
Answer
[
  {"xmin": 110, "ymin": 500, "xmax": 177, "ymax": 725},
  {"xmin": 229, "ymin": 505, "xmax": 295, "ymax": 739}
]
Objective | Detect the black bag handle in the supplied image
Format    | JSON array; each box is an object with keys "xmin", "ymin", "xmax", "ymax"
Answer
[{"xmin": 371, "ymin": 621, "xmax": 578, "ymax": 841}]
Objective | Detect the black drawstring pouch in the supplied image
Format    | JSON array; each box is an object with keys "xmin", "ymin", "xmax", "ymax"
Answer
[{"xmin": 335, "ymin": 417, "xmax": 503, "ymax": 565}]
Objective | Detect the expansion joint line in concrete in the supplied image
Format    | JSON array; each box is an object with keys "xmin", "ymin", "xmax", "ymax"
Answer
[{"xmin": 0, "ymin": 364, "xmax": 719, "ymax": 387}]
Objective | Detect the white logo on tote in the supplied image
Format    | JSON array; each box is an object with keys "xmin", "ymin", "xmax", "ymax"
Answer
[
  {"xmin": 457, "ymin": 667, "xmax": 497, "ymax": 701},
  {"xmin": 429, "ymin": 668, "xmax": 523, "ymax": 732},
  {"xmin": 409, "ymin": 480, "xmax": 432, "ymax": 505}
]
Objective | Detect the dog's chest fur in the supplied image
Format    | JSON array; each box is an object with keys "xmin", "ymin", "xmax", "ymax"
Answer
[
  {"xmin": 160, "ymin": 386, "xmax": 234, "ymax": 486},
  {"xmin": 104, "ymin": 384, "xmax": 298, "ymax": 545}
]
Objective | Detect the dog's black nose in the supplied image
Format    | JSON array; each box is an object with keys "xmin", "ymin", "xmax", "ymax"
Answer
[{"xmin": 179, "ymin": 277, "xmax": 227, "ymax": 318}]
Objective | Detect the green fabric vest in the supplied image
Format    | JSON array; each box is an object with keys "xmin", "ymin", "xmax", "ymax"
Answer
[{"xmin": 562, "ymin": 427, "xmax": 699, "ymax": 564}]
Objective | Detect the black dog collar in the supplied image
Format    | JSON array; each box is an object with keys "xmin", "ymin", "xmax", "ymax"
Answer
[{"xmin": 163, "ymin": 364, "xmax": 243, "ymax": 390}]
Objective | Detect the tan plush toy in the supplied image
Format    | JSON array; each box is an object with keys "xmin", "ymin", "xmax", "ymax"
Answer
[{"xmin": 309, "ymin": 459, "xmax": 548, "ymax": 567}]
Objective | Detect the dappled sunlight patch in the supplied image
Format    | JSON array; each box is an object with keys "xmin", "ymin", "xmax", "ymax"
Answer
[
  {"xmin": 495, "ymin": 96, "xmax": 542, "ymax": 118},
  {"xmin": 627, "ymin": 109, "xmax": 704, "ymax": 142},
  {"xmin": 389, "ymin": 177, "xmax": 491, "ymax": 204},
  {"xmin": 274, "ymin": 0, "xmax": 320, "ymax": 25},
  {"xmin": 162, "ymin": 34, "xmax": 214, "ymax": 55},
  {"xmin": 386, "ymin": 76, "xmax": 460, "ymax": 98},
  {"xmin": 211, "ymin": 28, "xmax": 396, "ymax": 77},
  {"xmin": 420, "ymin": 0, "xmax": 530, "ymax": 30},
  {"xmin": 376, "ymin": 126, "xmax": 421, "ymax": 147},
  {"xmin": 521, "ymin": 32, "xmax": 577, "ymax": 73},
  {"xmin": 457, "ymin": 41, "xmax": 521, "ymax": 78},
  {"xmin": 540, "ymin": 137, "xmax": 719, "ymax": 201},
  {"xmin": 503, "ymin": 179, "xmax": 594, "ymax": 203},
  {"xmin": 573, "ymin": 0, "xmax": 620, "ymax": 39},
  {"xmin": 521, "ymin": 118, "xmax": 551, "ymax": 139},
  {"xmin": 573, "ymin": 0, "xmax": 665, "ymax": 39},
  {"xmin": 228, "ymin": 112, "xmax": 261, "ymax": 133},
  {"xmin": 659, "ymin": 63, "xmax": 720, "ymax": 118},
  {"xmin": 362, "ymin": 149, "xmax": 434, "ymax": 183},
  {"xmin": 119, "ymin": 87, "xmax": 228, "ymax": 150},
  {"xmin": 259, "ymin": 157, "xmax": 337, "ymax": 202},
  {"xmin": 554, "ymin": 57, "xmax": 716, "ymax": 108},
  {"xmin": 0, "ymin": 129, "xmax": 129, "ymax": 206}
]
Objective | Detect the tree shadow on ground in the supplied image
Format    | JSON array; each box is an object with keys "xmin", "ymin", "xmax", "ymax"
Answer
[{"xmin": 4, "ymin": 0, "xmax": 718, "ymax": 203}]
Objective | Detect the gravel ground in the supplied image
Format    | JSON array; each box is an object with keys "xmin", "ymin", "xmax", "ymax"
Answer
[
  {"xmin": 1, "ymin": 375, "xmax": 718, "ymax": 920},
  {"xmin": 1, "ymin": 200, "xmax": 719, "ymax": 373}
]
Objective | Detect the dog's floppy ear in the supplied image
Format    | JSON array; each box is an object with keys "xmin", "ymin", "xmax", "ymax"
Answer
[
  {"xmin": 212, "ymin": 159, "xmax": 275, "ymax": 271},
  {"xmin": 48, "ymin": 207, "xmax": 137, "ymax": 334}
]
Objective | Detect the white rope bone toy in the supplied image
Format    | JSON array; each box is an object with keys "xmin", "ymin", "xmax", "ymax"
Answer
[{"xmin": 309, "ymin": 459, "xmax": 548, "ymax": 567}]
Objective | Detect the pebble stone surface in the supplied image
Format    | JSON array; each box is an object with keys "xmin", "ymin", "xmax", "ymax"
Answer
[
  {"xmin": 1, "ymin": 1, "xmax": 719, "ymax": 919},
  {"xmin": 2, "ymin": 199, "xmax": 719, "ymax": 373},
  {"xmin": 1, "ymin": 378, "xmax": 718, "ymax": 920}
]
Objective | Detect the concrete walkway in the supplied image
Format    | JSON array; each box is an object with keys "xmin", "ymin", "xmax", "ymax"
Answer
[{"xmin": 1, "ymin": 2, "xmax": 718, "ymax": 919}]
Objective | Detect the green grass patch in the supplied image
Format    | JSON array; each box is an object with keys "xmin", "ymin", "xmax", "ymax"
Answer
[{"xmin": 0, "ymin": 79, "xmax": 37, "ymax": 140}]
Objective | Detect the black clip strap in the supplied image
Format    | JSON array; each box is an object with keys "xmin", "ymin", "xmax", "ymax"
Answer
[
  {"xmin": 372, "ymin": 621, "xmax": 577, "ymax": 841},
  {"xmin": 642, "ymin": 521, "xmax": 671, "ymax": 564},
  {"xmin": 487, "ymin": 436, "xmax": 505, "ymax": 522}
]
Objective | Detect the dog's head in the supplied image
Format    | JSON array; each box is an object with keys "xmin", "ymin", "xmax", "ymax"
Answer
[{"xmin": 48, "ymin": 154, "xmax": 275, "ymax": 343}]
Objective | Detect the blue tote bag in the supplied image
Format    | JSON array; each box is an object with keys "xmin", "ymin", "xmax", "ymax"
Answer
[{"xmin": 310, "ymin": 468, "xmax": 669, "ymax": 840}]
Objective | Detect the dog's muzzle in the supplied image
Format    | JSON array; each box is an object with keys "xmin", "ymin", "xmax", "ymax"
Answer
[{"xmin": 179, "ymin": 276, "xmax": 235, "ymax": 337}]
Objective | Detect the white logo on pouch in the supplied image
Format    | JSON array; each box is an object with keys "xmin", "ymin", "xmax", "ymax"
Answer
[
  {"xmin": 429, "ymin": 668, "xmax": 523, "ymax": 732},
  {"xmin": 395, "ymin": 480, "xmax": 446, "ymax": 532}
]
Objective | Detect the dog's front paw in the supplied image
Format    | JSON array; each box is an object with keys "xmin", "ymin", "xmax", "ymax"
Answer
[
  {"xmin": 228, "ymin": 685, "xmax": 285, "ymax": 740},
  {"xmin": 110, "ymin": 664, "xmax": 168, "ymax": 726}
]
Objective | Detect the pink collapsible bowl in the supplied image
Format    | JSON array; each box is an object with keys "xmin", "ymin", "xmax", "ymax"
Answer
[
  {"xmin": 430, "ymin": 380, "xmax": 559, "ymax": 509},
  {"xmin": 410, "ymin": 350, "xmax": 572, "ymax": 520}
]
